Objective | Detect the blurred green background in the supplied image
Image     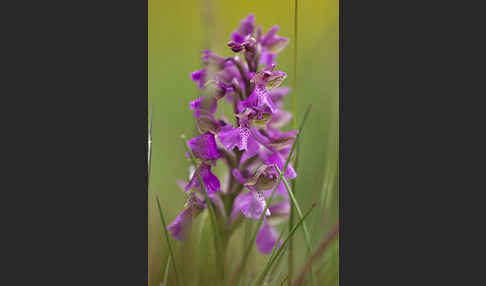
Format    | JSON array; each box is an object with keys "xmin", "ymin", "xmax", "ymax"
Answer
[{"xmin": 149, "ymin": 0, "xmax": 338, "ymax": 285}]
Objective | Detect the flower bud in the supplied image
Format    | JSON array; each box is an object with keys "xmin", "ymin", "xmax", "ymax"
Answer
[{"xmin": 228, "ymin": 41, "xmax": 244, "ymax": 53}]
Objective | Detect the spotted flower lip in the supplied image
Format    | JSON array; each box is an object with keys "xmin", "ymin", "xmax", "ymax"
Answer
[
  {"xmin": 217, "ymin": 124, "xmax": 259, "ymax": 157},
  {"xmin": 232, "ymin": 190, "xmax": 271, "ymax": 220}
]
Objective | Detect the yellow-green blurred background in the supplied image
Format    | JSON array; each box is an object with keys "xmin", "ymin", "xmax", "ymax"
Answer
[{"xmin": 149, "ymin": 0, "xmax": 338, "ymax": 285}]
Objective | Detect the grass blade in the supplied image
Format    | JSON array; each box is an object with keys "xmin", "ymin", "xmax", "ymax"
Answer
[
  {"xmin": 229, "ymin": 104, "xmax": 312, "ymax": 286},
  {"xmin": 252, "ymin": 203, "xmax": 317, "ymax": 286},
  {"xmin": 280, "ymin": 275, "xmax": 289, "ymax": 286},
  {"xmin": 274, "ymin": 165, "xmax": 312, "ymax": 250},
  {"xmin": 269, "ymin": 229, "xmax": 286, "ymax": 266},
  {"xmin": 267, "ymin": 237, "xmax": 289, "ymax": 284},
  {"xmin": 162, "ymin": 256, "xmax": 171, "ymax": 286},
  {"xmin": 155, "ymin": 197, "xmax": 184, "ymax": 286},
  {"xmin": 292, "ymin": 222, "xmax": 339, "ymax": 286},
  {"xmin": 148, "ymin": 103, "xmax": 153, "ymax": 189},
  {"xmin": 287, "ymin": 140, "xmax": 299, "ymax": 286},
  {"xmin": 148, "ymin": 103, "xmax": 153, "ymax": 175},
  {"xmin": 181, "ymin": 135, "xmax": 225, "ymax": 282}
]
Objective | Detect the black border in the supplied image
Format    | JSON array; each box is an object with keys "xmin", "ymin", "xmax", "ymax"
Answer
[{"xmin": 8, "ymin": 0, "xmax": 149, "ymax": 284}]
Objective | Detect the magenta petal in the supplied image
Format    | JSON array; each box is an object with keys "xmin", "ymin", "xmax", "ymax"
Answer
[
  {"xmin": 190, "ymin": 69, "xmax": 206, "ymax": 89},
  {"xmin": 231, "ymin": 32, "xmax": 245, "ymax": 44},
  {"xmin": 188, "ymin": 133, "xmax": 221, "ymax": 160},
  {"xmin": 217, "ymin": 125, "xmax": 240, "ymax": 150},
  {"xmin": 261, "ymin": 25, "xmax": 280, "ymax": 47},
  {"xmin": 237, "ymin": 14, "xmax": 254, "ymax": 37},
  {"xmin": 260, "ymin": 91, "xmax": 278, "ymax": 114},
  {"xmin": 201, "ymin": 165, "xmax": 221, "ymax": 194},
  {"xmin": 246, "ymin": 135, "xmax": 260, "ymax": 158},
  {"xmin": 167, "ymin": 208, "xmax": 192, "ymax": 241},
  {"xmin": 268, "ymin": 87, "xmax": 291, "ymax": 104},
  {"xmin": 230, "ymin": 191, "xmax": 246, "ymax": 223},
  {"xmin": 241, "ymin": 89, "xmax": 259, "ymax": 109},
  {"xmin": 259, "ymin": 51, "xmax": 276, "ymax": 67},
  {"xmin": 246, "ymin": 85, "xmax": 278, "ymax": 114},
  {"xmin": 201, "ymin": 50, "xmax": 225, "ymax": 67},
  {"xmin": 232, "ymin": 169, "xmax": 248, "ymax": 184},
  {"xmin": 264, "ymin": 151, "xmax": 296, "ymax": 179},
  {"xmin": 240, "ymin": 191, "xmax": 271, "ymax": 220},
  {"xmin": 256, "ymin": 222, "xmax": 280, "ymax": 254},
  {"xmin": 269, "ymin": 110, "xmax": 292, "ymax": 129},
  {"xmin": 185, "ymin": 164, "xmax": 220, "ymax": 195},
  {"xmin": 217, "ymin": 125, "xmax": 250, "ymax": 151},
  {"xmin": 268, "ymin": 201, "xmax": 290, "ymax": 216},
  {"xmin": 167, "ymin": 193, "xmax": 205, "ymax": 240}
]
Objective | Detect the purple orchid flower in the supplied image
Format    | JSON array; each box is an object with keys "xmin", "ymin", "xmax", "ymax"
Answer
[
  {"xmin": 170, "ymin": 14, "xmax": 298, "ymax": 256},
  {"xmin": 242, "ymin": 66, "xmax": 287, "ymax": 114}
]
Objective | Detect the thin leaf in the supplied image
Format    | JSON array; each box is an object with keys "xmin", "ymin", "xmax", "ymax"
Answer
[
  {"xmin": 155, "ymin": 197, "xmax": 184, "ymax": 286},
  {"xmin": 162, "ymin": 256, "xmax": 171, "ymax": 286},
  {"xmin": 280, "ymin": 275, "xmax": 289, "ymax": 286},
  {"xmin": 148, "ymin": 102, "xmax": 153, "ymax": 186},
  {"xmin": 229, "ymin": 105, "xmax": 312, "ymax": 286},
  {"xmin": 267, "ymin": 239, "xmax": 289, "ymax": 284},
  {"xmin": 253, "ymin": 203, "xmax": 317, "ymax": 286},
  {"xmin": 287, "ymin": 140, "xmax": 299, "ymax": 286},
  {"xmin": 269, "ymin": 229, "xmax": 287, "ymax": 266},
  {"xmin": 274, "ymin": 165, "xmax": 312, "ymax": 250}
]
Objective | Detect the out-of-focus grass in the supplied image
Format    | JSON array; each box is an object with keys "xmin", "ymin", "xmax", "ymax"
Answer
[{"xmin": 149, "ymin": 0, "xmax": 338, "ymax": 285}]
